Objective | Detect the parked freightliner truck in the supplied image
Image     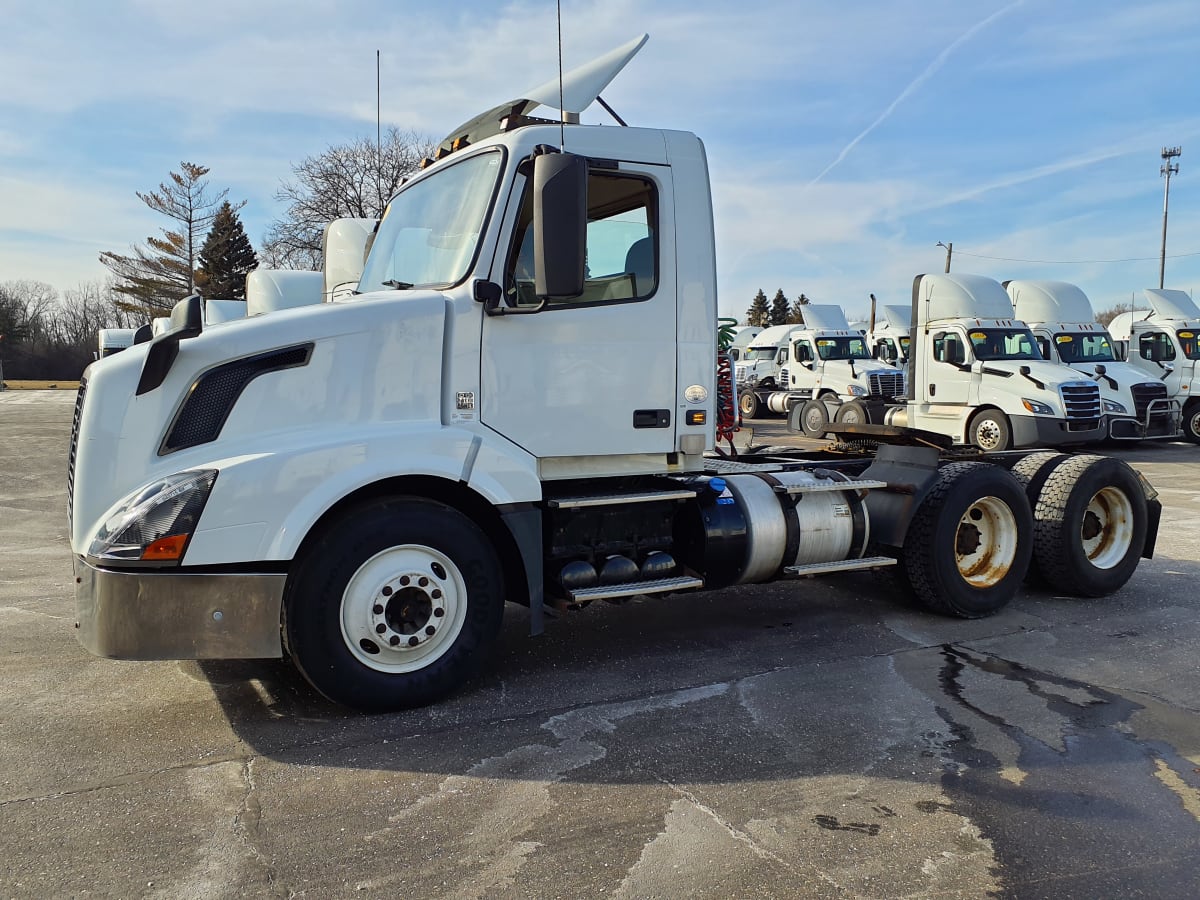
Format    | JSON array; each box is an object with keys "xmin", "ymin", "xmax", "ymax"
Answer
[
  {"xmin": 1108, "ymin": 289, "xmax": 1200, "ymax": 443},
  {"xmin": 866, "ymin": 274, "xmax": 1108, "ymax": 452},
  {"xmin": 68, "ymin": 36, "xmax": 1160, "ymax": 710},
  {"xmin": 1006, "ymin": 280, "xmax": 1180, "ymax": 442}
]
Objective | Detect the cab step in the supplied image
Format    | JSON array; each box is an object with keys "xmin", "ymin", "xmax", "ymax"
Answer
[
  {"xmin": 783, "ymin": 556, "xmax": 898, "ymax": 577},
  {"xmin": 565, "ymin": 574, "xmax": 705, "ymax": 602},
  {"xmin": 548, "ymin": 488, "xmax": 696, "ymax": 509},
  {"xmin": 772, "ymin": 479, "xmax": 888, "ymax": 496}
]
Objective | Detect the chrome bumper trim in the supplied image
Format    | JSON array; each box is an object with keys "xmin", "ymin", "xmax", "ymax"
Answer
[{"xmin": 74, "ymin": 557, "xmax": 285, "ymax": 659}]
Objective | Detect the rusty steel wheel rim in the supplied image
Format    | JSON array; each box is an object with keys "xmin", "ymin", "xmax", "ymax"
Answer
[
  {"xmin": 954, "ymin": 495, "xmax": 1018, "ymax": 587},
  {"xmin": 1081, "ymin": 486, "xmax": 1134, "ymax": 569}
]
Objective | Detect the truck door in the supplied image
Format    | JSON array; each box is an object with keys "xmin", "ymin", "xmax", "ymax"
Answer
[
  {"xmin": 480, "ymin": 163, "xmax": 678, "ymax": 458},
  {"xmin": 926, "ymin": 329, "xmax": 973, "ymax": 406}
]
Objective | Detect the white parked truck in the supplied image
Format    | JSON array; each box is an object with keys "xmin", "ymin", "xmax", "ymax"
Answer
[
  {"xmin": 867, "ymin": 304, "xmax": 912, "ymax": 366},
  {"xmin": 726, "ymin": 325, "xmax": 762, "ymax": 362},
  {"xmin": 96, "ymin": 329, "xmax": 135, "ymax": 359},
  {"xmin": 1006, "ymin": 280, "xmax": 1180, "ymax": 441},
  {"xmin": 1108, "ymin": 289, "xmax": 1200, "ymax": 442},
  {"xmin": 874, "ymin": 274, "xmax": 1108, "ymax": 452},
  {"xmin": 781, "ymin": 304, "xmax": 907, "ymax": 437},
  {"xmin": 68, "ymin": 35, "xmax": 1160, "ymax": 710}
]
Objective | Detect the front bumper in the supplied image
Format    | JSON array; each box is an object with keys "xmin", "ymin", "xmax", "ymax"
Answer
[
  {"xmin": 1108, "ymin": 399, "xmax": 1182, "ymax": 441},
  {"xmin": 74, "ymin": 557, "xmax": 285, "ymax": 659},
  {"xmin": 1009, "ymin": 414, "xmax": 1107, "ymax": 448}
]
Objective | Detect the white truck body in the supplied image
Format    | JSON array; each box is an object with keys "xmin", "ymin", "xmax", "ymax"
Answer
[
  {"xmin": 202, "ymin": 298, "xmax": 247, "ymax": 326},
  {"xmin": 726, "ymin": 325, "xmax": 762, "ymax": 362},
  {"xmin": 245, "ymin": 269, "xmax": 325, "ymax": 316},
  {"xmin": 867, "ymin": 305, "xmax": 912, "ymax": 365},
  {"xmin": 1108, "ymin": 289, "xmax": 1200, "ymax": 441},
  {"xmin": 96, "ymin": 329, "xmax": 135, "ymax": 359},
  {"xmin": 1006, "ymin": 280, "xmax": 1179, "ymax": 441},
  {"xmin": 66, "ymin": 34, "xmax": 1158, "ymax": 711},
  {"xmin": 882, "ymin": 274, "xmax": 1106, "ymax": 451}
]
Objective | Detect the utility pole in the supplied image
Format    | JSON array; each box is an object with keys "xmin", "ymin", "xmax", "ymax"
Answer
[
  {"xmin": 1160, "ymin": 146, "xmax": 1181, "ymax": 289},
  {"xmin": 937, "ymin": 241, "xmax": 953, "ymax": 273}
]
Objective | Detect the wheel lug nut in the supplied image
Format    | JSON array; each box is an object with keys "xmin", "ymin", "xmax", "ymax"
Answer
[
  {"xmin": 408, "ymin": 636, "xmax": 419, "ymax": 647},
  {"xmin": 400, "ymin": 576, "xmax": 410, "ymax": 586},
  {"xmin": 375, "ymin": 623, "xmax": 386, "ymax": 634},
  {"xmin": 434, "ymin": 608, "xmax": 445, "ymax": 617},
  {"xmin": 425, "ymin": 625, "xmax": 436, "ymax": 636},
  {"xmin": 372, "ymin": 604, "xmax": 383, "ymax": 615},
  {"xmin": 418, "ymin": 577, "xmax": 429, "ymax": 588},
  {"xmin": 381, "ymin": 586, "xmax": 393, "ymax": 596},
  {"xmin": 432, "ymin": 589, "xmax": 442, "ymax": 600},
  {"xmin": 389, "ymin": 636, "xmax": 400, "ymax": 646}
]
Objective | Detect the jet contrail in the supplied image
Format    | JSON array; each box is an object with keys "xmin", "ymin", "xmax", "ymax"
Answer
[{"xmin": 807, "ymin": 0, "xmax": 1026, "ymax": 187}]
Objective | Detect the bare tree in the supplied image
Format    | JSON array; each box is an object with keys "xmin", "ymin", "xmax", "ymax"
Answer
[
  {"xmin": 1096, "ymin": 303, "xmax": 1135, "ymax": 327},
  {"xmin": 263, "ymin": 128, "xmax": 436, "ymax": 269},
  {"xmin": 100, "ymin": 163, "xmax": 242, "ymax": 318}
]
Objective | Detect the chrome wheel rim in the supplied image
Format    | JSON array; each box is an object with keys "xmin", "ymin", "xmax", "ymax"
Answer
[{"xmin": 975, "ymin": 419, "xmax": 1005, "ymax": 451}]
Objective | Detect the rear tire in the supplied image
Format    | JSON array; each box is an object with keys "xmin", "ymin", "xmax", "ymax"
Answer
[
  {"xmin": 284, "ymin": 497, "xmax": 505, "ymax": 711},
  {"xmin": 834, "ymin": 399, "xmax": 868, "ymax": 426},
  {"xmin": 901, "ymin": 462, "xmax": 1033, "ymax": 618},
  {"xmin": 739, "ymin": 390, "xmax": 760, "ymax": 420},
  {"xmin": 799, "ymin": 398, "xmax": 831, "ymax": 439},
  {"xmin": 1008, "ymin": 451, "xmax": 1069, "ymax": 584},
  {"xmin": 1029, "ymin": 454, "xmax": 1147, "ymax": 597}
]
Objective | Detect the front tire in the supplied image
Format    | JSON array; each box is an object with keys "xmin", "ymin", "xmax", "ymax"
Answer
[
  {"xmin": 1183, "ymin": 400, "xmax": 1200, "ymax": 444},
  {"xmin": 739, "ymin": 390, "xmax": 760, "ymax": 420},
  {"xmin": 969, "ymin": 410, "xmax": 1012, "ymax": 452},
  {"xmin": 284, "ymin": 497, "xmax": 505, "ymax": 711},
  {"xmin": 900, "ymin": 461, "xmax": 1033, "ymax": 617}
]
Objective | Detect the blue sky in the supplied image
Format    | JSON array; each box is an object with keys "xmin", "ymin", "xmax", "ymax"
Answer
[{"xmin": 2, "ymin": 0, "xmax": 1199, "ymax": 321}]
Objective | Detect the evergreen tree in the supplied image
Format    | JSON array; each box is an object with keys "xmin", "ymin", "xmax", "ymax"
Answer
[
  {"xmin": 100, "ymin": 163, "xmax": 241, "ymax": 318},
  {"xmin": 195, "ymin": 202, "xmax": 258, "ymax": 300},
  {"xmin": 788, "ymin": 292, "xmax": 810, "ymax": 324},
  {"xmin": 769, "ymin": 288, "xmax": 790, "ymax": 326},
  {"xmin": 746, "ymin": 289, "xmax": 770, "ymax": 327}
]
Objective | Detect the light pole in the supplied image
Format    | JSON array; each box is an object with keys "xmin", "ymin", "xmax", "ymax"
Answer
[
  {"xmin": 1160, "ymin": 146, "xmax": 1181, "ymax": 289},
  {"xmin": 936, "ymin": 241, "xmax": 952, "ymax": 273}
]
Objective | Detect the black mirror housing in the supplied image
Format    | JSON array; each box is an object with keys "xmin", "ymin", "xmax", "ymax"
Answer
[{"xmin": 533, "ymin": 152, "xmax": 587, "ymax": 299}]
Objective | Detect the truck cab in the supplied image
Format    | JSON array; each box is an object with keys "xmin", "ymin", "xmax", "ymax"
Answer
[
  {"xmin": 1007, "ymin": 280, "xmax": 1180, "ymax": 441},
  {"xmin": 883, "ymin": 273, "xmax": 1106, "ymax": 451},
  {"xmin": 1108, "ymin": 289, "xmax": 1200, "ymax": 442},
  {"xmin": 96, "ymin": 329, "xmax": 134, "ymax": 359},
  {"xmin": 867, "ymin": 304, "xmax": 912, "ymax": 366}
]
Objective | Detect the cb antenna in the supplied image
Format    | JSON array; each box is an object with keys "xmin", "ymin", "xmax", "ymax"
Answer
[{"xmin": 557, "ymin": 0, "xmax": 565, "ymax": 150}]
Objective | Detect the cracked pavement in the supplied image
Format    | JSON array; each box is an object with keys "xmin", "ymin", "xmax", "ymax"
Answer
[{"xmin": 3, "ymin": 392, "xmax": 1200, "ymax": 898}]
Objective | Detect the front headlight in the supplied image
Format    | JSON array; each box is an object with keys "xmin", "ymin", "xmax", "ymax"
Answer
[
  {"xmin": 88, "ymin": 470, "xmax": 217, "ymax": 565},
  {"xmin": 1102, "ymin": 399, "xmax": 1128, "ymax": 414},
  {"xmin": 846, "ymin": 384, "xmax": 868, "ymax": 397},
  {"xmin": 1021, "ymin": 397, "xmax": 1055, "ymax": 415}
]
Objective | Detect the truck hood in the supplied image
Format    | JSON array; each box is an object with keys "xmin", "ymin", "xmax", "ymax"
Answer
[
  {"xmin": 1065, "ymin": 360, "xmax": 1169, "ymax": 393},
  {"xmin": 979, "ymin": 359, "xmax": 1094, "ymax": 391}
]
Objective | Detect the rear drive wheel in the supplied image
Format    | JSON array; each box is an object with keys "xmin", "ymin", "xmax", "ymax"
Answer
[
  {"xmin": 900, "ymin": 461, "xmax": 1033, "ymax": 617},
  {"xmin": 969, "ymin": 410, "xmax": 1012, "ymax": 452},
  {"xmin": 284, "ymin": 497, "xmax": 505, "ymax": 710},
  {"xmin": 799, "ymin": 398, "xmax": 831, "ymax": 439},
  {"xmin": 1028, "ymin": 454, "xmax": 1147, "ymax": 597},
  {"xmin": 1183, "ymin": 400, "xmax": 1200, "ymax": 444},
  {"xmin": 1008, "ymin": 451, "xmax": 1069, "ymax": 584},
  {"xmin": 834, "ymin": 399, "xmax": 868, "ymax": 426},
  {"xmin": 739, "ymin": 390, "xmax": 760, "ymax": 420}
]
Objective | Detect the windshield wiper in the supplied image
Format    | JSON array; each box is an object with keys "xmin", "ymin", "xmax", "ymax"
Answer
[{"xmin": 381, "ymin": 279, "xmax": 415, "ymax": 290}]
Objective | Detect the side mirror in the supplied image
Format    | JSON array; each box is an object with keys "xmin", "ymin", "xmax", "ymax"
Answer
[
  {"xmin": 323, "ymin": 218, "xmax": 377, "ymax": 302},
  {"xmin": 533, "ymin": 151, "xmax": 587, "ymax": 299},
  {"xmin": 777, "ymin": 349, "xmax": 787, "ymax": 365}
]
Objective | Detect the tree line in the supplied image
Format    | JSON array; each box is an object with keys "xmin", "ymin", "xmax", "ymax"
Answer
[
  {"xmin": 1, "ymin": 128, "xmax": 435, "ymax": 381},
  {"xmin": 745, "ymin": 289, "xmax": 810, "ymax": 327}
]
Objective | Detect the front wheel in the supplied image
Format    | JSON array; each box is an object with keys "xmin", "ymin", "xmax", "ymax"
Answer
[
  {"xmin": 1183, "ymin": 401, "xmax": 1200, "ymax": 444},
  {"xmin": 969, "ymin": 410, "xmax": 1012, "ymax": 452},
  {"xmin": 739, "ymin": 390, "xmax": 760, "ymax": 420},
  {"xmin": 284, "ymin": 497, "xmax": 505, "ymax": 710}
]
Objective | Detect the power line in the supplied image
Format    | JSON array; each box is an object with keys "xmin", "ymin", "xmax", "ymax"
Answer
[{"xmin": 950, "ymin": 247, "xmax": 1200, "ymax": 265}]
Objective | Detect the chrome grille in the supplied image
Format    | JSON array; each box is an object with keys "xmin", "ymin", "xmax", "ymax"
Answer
[
  {"xmin": 1130, "ymin": 382, "xmax": 1168, "ymax": 420},
  {"xmin": 1060, "ymin": 381, "xmax": 1102, "ymax": 420},
  {"xmin": 867, "ymin": 370, "xmax": 905, "ymax": 398},
  {"xmin": 67, "ymin": 376, "xmax": 87, "ymax": 526}
]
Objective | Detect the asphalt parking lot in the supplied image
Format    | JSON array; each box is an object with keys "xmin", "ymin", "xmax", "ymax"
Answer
[{"xmin": 4, "ymin": 391, "xmax": 1200, "ymax": 899}]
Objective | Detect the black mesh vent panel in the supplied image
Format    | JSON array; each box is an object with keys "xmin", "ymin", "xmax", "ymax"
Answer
[{"xmin": 160, "ymin": 344, "xmax": 313, "ymax": 454}]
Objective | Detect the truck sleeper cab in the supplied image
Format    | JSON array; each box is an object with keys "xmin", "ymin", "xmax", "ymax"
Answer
[{"xmin": 69, "ymin": 36, "xmax": 1160, "ymax": 711}]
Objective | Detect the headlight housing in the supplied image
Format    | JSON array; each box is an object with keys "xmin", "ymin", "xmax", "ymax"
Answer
[
  {"xmin": 846, "ymin": 384, "xmax": 868, "ymax": 397},
  {"xmin": 88, "ymin": 470, "xmax": 217, "ymax": 565},
  {"xmin": 1021, "ymin": 397, "xmax": 1055, "ymax": 415},
  {"xmin": 1102, "ymin": 399, "xmax": 1128, "ymax": 414}
]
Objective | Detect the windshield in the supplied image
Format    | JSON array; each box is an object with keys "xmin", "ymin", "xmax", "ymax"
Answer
[
  {"xmin": 744, "ymin": 346, "xmax": 779, "ymax": 361},
  {"xmin": 358, "ymin": 150, "xmax": 503, "ymax": 292},
  {"xmin": 967, "ymin": 328, "xmax": 1040, "ymax": 361},
  {"xmin": 815, "ymin": 336, "xmax": 870, "ymax": 360},
  {"xmin": 1177, "ymin": 329, "xmax": 1200, "ymax": 360},
  {"xmin": 1052, "ymin": 331, "xmax": 1116, "ymax": 363}
]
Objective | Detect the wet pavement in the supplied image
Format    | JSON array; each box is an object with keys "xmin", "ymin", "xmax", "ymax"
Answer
[{"xmin": 3, "ymin": 392, "xmax": 1200, "ymax": 898}]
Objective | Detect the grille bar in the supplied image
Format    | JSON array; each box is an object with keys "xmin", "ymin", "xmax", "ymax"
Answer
[
  {"xmin": 867, "ymin": 371, "xmax": 905, "ymax": 398},
  {"xmin": 67, "ymin": 377, "xmax": 87, "ymax": 527},
  {"xmin": 1060, "ymin": 382, "xmax": 1101, "ymax": 419}
]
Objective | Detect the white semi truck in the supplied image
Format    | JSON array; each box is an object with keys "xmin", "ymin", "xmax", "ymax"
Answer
[
  {"xmin": 68, "ymin": 36, "xmax": 1160, "ymax": 710},
  {"xmin": 870, "ymin": 274, "xmax": 1108, "ymax": 452},
  {"xmin": 867, "ymin": 303, "xmax": 911, "ymax": 365},
  {"xmin": 96, "ymin": 329, "xmax": 135, "ymax": 359},
  {"xmin": 1108, "ymin": 289, "xmax": 1200, "ymax": 443},
  {"xmin": 1006, "ymin": 280, "xmax": 1180, "ymax": 442}
]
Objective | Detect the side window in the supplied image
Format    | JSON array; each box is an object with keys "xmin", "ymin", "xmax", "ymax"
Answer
[
  {"xmin": 505, "ymin": 170, "xmax": 657, "ymax": 308},
  {"xmin": 1139, "ymin": 332, "xmax": 1175, "ymax": 362}
]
